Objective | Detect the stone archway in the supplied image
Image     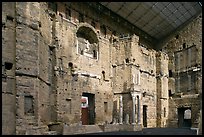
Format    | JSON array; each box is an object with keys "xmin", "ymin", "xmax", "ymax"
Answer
[{"xmin": 178, "ymin": 107, "xmax": 192, "ymax": 128}]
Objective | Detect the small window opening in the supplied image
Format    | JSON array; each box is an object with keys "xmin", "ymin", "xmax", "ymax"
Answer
[
  {"xmin": 164, "ymin": 107, "xmax": 166, "ymax": 117},
  {"xmin": 6, "ymin": 15, "xmax": 14, "ymax": 22},
  {"xmin": 113, "ymin": 39, "xmax": 117, "ymax": 43},
  {"xmin": 169, "ymin": 70, "xmax": 173, "ymax": 77},
  {"xmin": 104, "ymin": 102, "xmax": 108, "ymax": 114},
  {"xmin": 68, "ymin": 62, "xmax": 73, "ymax": 68},
  {"xmin": 5, "ymin": 62, "xmax": 13, "ymax": 70},
  {"xmin": 102, "ymin": 71, "xmax": 105, "ymax": 80},
  {"xmin": 39, "ymin": 22, "xmax": 41, "ymax": 27},
  {"xmin": 81, "ymin": 50, "xmax": 84, "ymax": 55},
  {"xmin": 125, "ymin": 58, "xmax": 129, "ymax": 63},
  {"xmin": 183, "ymin": 43, "xmax": 186, "ymax": 49},
  {"xmin": 93, "ymin": 50, "xmax": 97, "ymax": 58},
  {"xmin": 143, "ymin": 92, "xmax": 146, "ymax": 97}
]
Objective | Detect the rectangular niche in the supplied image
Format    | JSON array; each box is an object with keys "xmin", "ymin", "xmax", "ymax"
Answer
[{"xmin": 24, "ymin": 95, "xmax": 34, "ymax": 115}]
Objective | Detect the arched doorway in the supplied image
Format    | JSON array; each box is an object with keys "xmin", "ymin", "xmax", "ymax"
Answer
[{"xmin": 178, "ymin": 107, "xmax": 192, "ymax": 128}]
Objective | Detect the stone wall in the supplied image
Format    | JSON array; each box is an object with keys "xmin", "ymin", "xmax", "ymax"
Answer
[
  {"xmin": 110, "ymin": 35, "xmax": 160, "ymax": 128},
  {"xmin": 162, "ymin": 13, "xmax": 202, "ymax": 129},
  {"xmin": 2, "ymin": 2, "xmax": 201, "ymax": 135},
  {"xmin": 156, "ymin": 51, "xmax": 169, "ymax": 127},
  {"xmin": 2, "ymin": 2, "xmax": 17, "ymax": 135}
]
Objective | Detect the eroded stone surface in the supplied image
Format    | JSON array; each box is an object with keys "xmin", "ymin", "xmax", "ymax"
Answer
[{"xmin": 2, "ymin": 2, "xmax": 202, "ymax": 135}]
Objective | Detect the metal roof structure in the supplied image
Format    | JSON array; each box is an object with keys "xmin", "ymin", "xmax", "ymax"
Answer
[{"xmin": 99, "ymin": 2, "xmax": 202, "ymax": 49}]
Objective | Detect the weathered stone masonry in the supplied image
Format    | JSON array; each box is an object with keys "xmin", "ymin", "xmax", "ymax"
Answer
[
  {"xmin": 2, "ymin": 2, "xmax": 202, "ymax": 135},
  {"xmin": 162, "ymin": 13, "xmax": 202, "ymax": 131},
  {"xmin": 2, "ymin": 2, "xmax": 17, "ymax": 135}
]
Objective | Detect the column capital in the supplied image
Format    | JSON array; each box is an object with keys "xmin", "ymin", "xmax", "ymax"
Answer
[
  {"xmin": 131, "ymin": 91, "xmax": 141, "ymax": 98},
  {"xmin": 131, "ymin": 91, "xmax": 137, "ymax": 98}
]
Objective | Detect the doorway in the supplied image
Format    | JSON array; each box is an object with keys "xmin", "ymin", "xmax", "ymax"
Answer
[
  {"xmin": 143, "ymin": 105, "xmax": 147, "ymax": 127},
  {"xmin": 178, "ymin": 107, "xmax": 192, "ymax": 128},
  {"xmin": 81, "ymin": 93, "xmax": 95, "ymax": 125}
]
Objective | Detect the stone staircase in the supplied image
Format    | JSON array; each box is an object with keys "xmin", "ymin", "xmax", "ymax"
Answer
[
  {"xmin": 25, "ymin": 125, "xmax": 58, "ymax": 135},
  {"xmin": 63, "ymin": 124, "xmax": 103, "ymax": 135},
  {"xmin": 83, "ymin": 125, "xmax": 103, "ymax": 133},
  {"xmin": 16, "ymin": 116, "xmax": 61, "ymax": 135},
  {"xmin": 24, "ymin": 116, "xmax": 58, "ymax": 135}
]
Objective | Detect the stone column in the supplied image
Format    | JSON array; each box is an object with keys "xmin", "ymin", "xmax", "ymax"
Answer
[
  {"xmin": 119, "ymin": 95, "xmax": 123, "ymax": 124},
  {"xmin": 137, "ymin": 95, "xmax": 141, "ymax": 126},
  {"xmin": 131, "ymin": 92, "xmax": 136, "ymax": 125},
  {"xmin": 132, "ymin": 96, "xmax": 136, "ymax": 125},
  {"xmin": 125, "ymin": 114, "xmax": 130, "ymax": 124}
]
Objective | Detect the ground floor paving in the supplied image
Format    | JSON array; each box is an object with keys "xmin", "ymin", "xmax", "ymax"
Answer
[{"xmin": 80, "ymin": 128, "xmax": 198, "ymax": 135}]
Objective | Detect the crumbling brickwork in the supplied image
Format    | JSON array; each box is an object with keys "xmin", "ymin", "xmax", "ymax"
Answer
[{"xmin": 2, "ymin": 2, "xmax": 202, "ymax": 135}]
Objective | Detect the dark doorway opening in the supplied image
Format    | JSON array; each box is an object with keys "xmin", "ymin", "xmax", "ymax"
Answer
[
  {"xmin": 178, "ymin": 107, "xmax": 192, "ymax": 128},
  {"xmin": 81, "ymin": 93, "xmax": 95, "ymax": 125},
  {"xmin": 143, "ymin": 105, "xmax": 147, "ymax": 127}
]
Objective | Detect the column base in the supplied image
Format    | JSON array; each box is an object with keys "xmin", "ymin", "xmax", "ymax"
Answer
[{"xmin": 131, "ymin": 123, "xmax": 142, "ymax": 131}]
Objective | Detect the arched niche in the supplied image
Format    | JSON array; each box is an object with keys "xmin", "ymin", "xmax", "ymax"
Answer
[{"xmin": 76, "ymin": 24, "xmax": 99, "ymax": 59}]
